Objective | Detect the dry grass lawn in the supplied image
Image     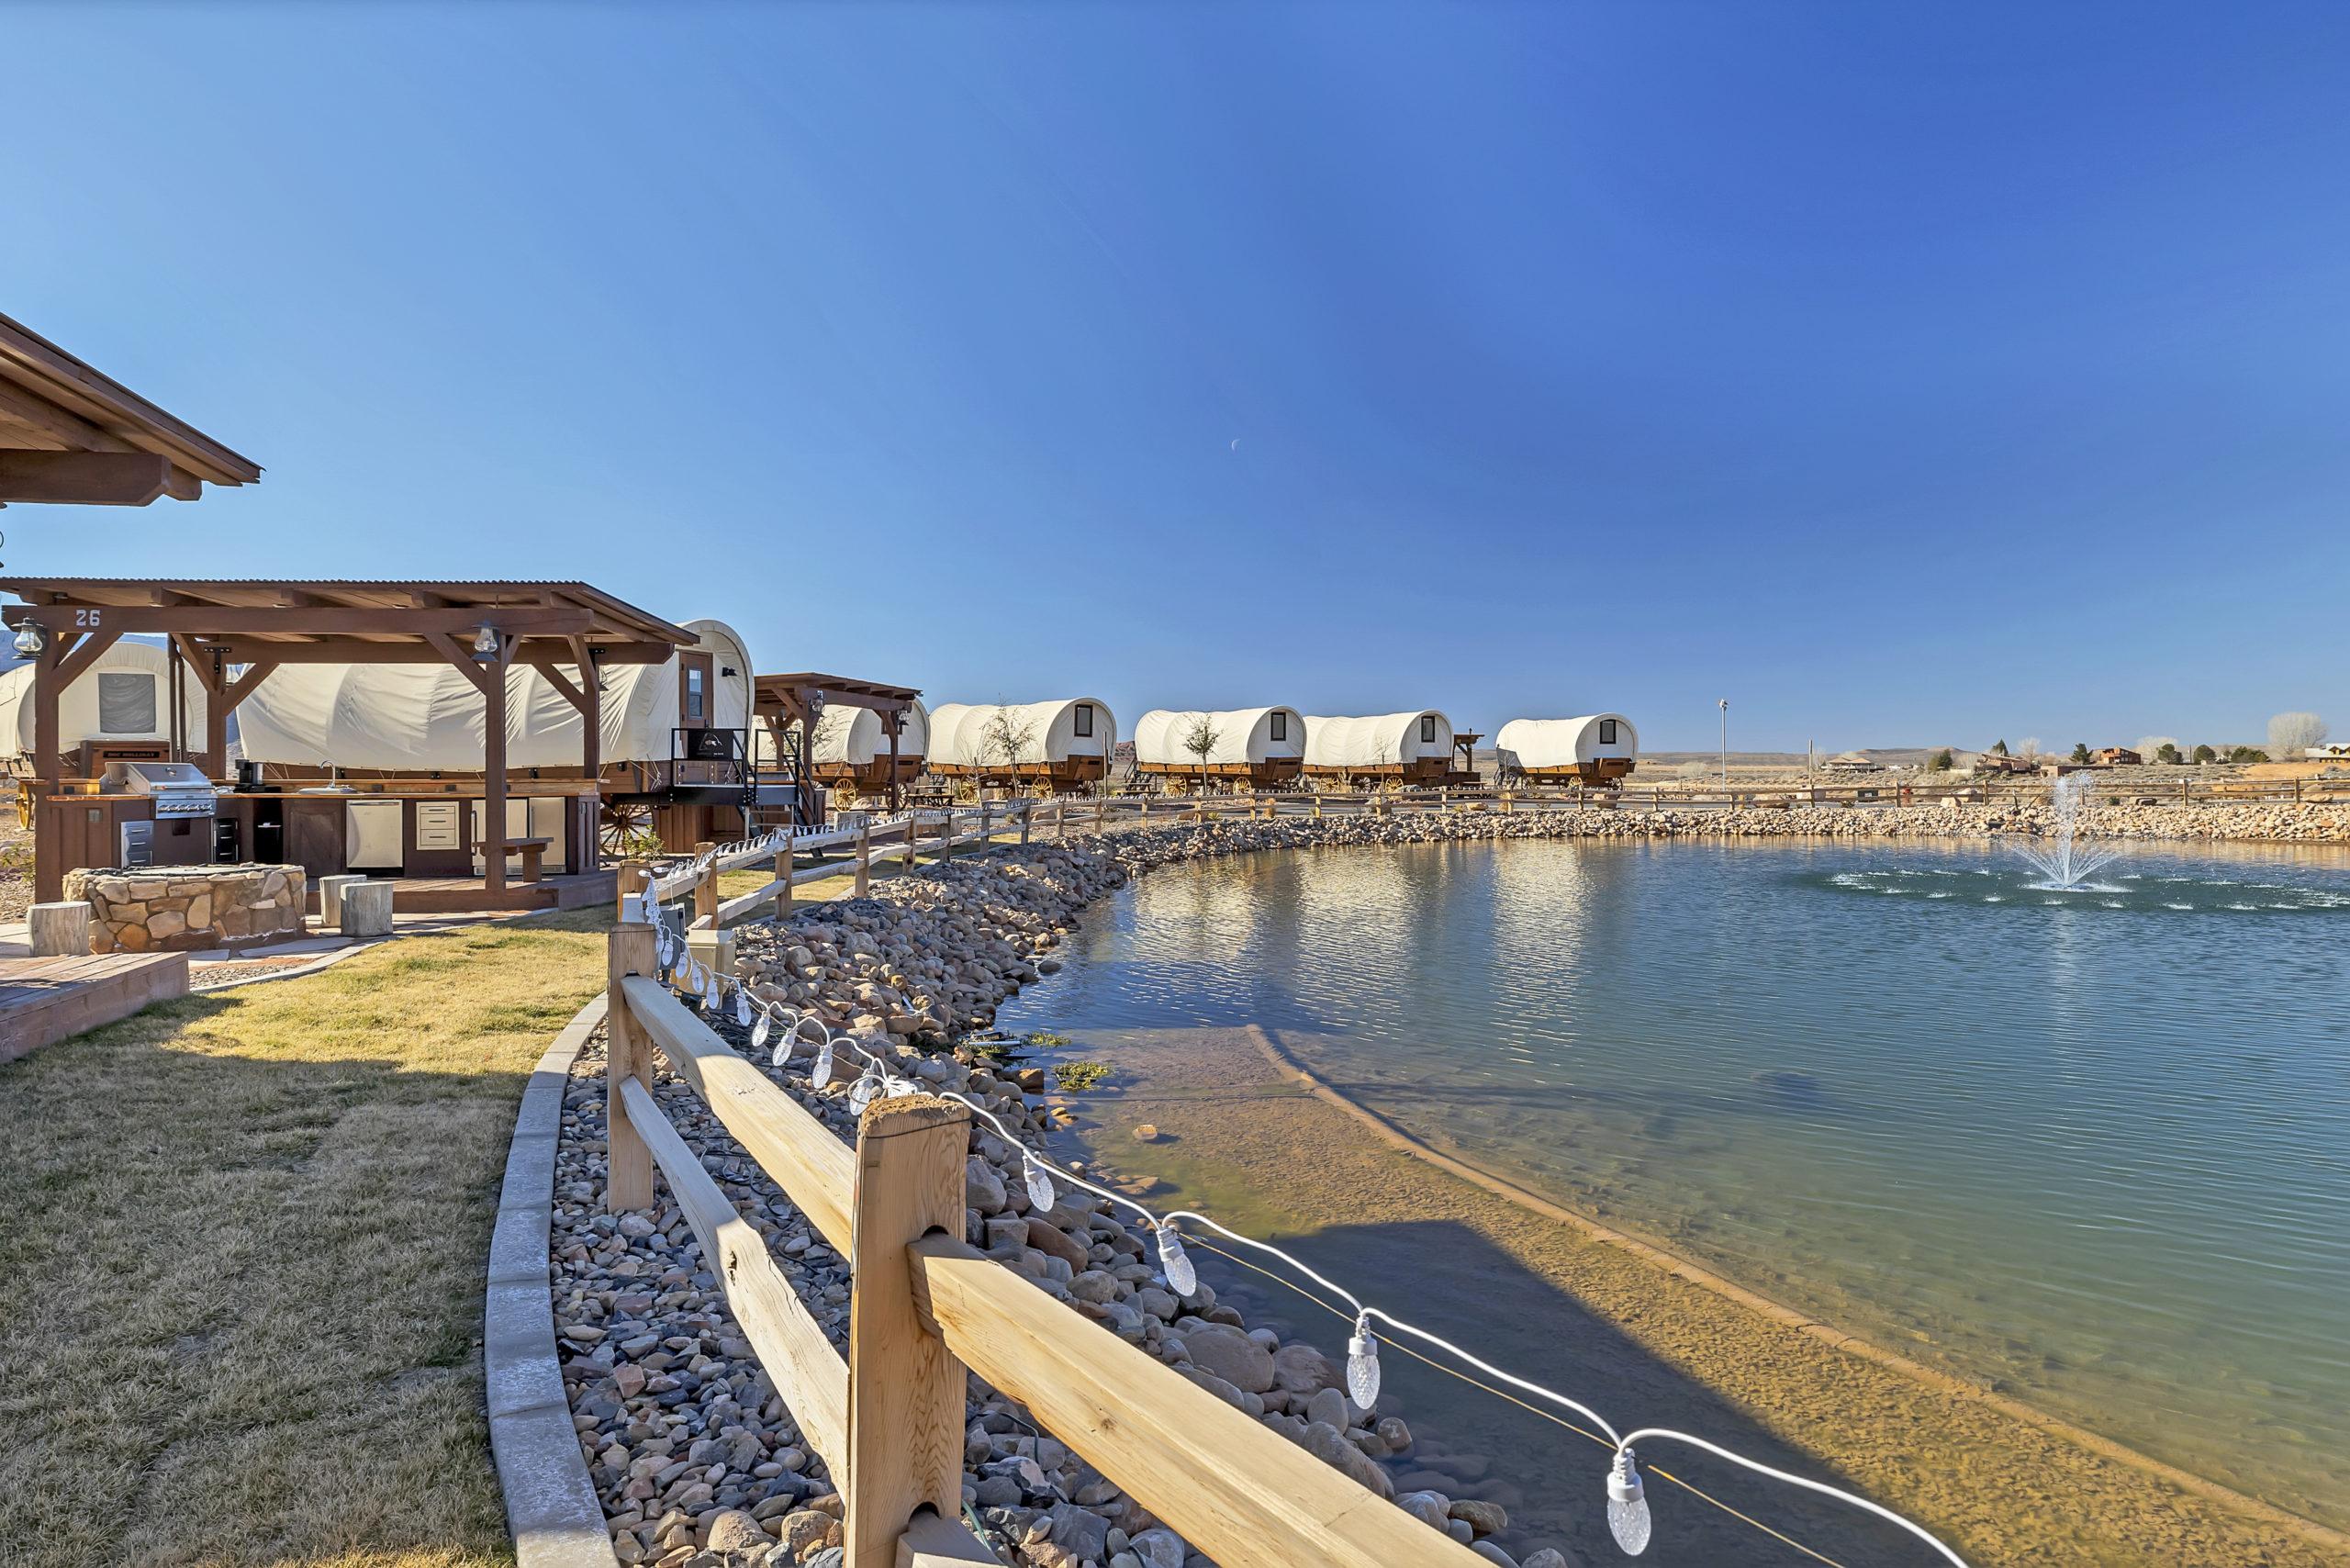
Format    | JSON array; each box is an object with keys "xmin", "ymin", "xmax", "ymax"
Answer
[{"xmin": 0, "ymin": 908, "xmax": 613, "ymax": 1568}]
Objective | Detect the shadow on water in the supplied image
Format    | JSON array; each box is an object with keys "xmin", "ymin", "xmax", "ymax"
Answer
[{"xmin": 1198, "ymin": 1214, "xmax": 1937, "ymax": 1567}]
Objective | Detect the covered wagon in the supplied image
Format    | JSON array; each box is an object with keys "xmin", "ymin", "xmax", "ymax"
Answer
[
  {"xmin": 1132, "ymin": 707, "xmax": 1304, "ymax": 790},
  {"xmin": 0, "ymin": 637, "xmax": 209, "ymax": 780},
  {"xmin": 928, "ymin": 698, "xmax": 1114, "ymax": 793},
  {"xmin": 1493, "ymin": 714, "xmax": 1638, "ymax": 786},
  {"xmin": 1300, "ymin": 710, "xmax": 1456, "ymax": 787}
]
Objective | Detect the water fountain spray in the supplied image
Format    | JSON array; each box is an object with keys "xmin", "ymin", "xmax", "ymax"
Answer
[{"xmin": 2008, "ymin": 772, "xmax": 2123, "ymax": 889}]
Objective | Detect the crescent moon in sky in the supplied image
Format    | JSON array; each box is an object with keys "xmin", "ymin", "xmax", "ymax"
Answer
[{"xmin": 1229, "ymin": 438, "xmax": 1240, "ymax": 452}]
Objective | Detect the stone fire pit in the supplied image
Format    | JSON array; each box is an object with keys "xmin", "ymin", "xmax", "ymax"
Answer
[{"xmin": 63, "ymin": 864, "xmax": 307, "ymax": 952}]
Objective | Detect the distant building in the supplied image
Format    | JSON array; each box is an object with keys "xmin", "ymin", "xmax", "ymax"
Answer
[
  {"xmin": 1975, "ymin": 753, "xmax": 2041, "ymax": 775},
  {"xmin": 2308, "ymin": 744, "xmax": 2350, "ymax": 760},
  {"xmin": 1822, "ymin": 752, "xmax": 1884, "ymax": 772},
  {"xmin": 2092, "ymin": 746, "xmax": 2143, "ymax": 767}
]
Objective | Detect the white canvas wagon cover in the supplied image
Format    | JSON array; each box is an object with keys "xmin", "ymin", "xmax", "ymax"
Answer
[
  {"xmin": 234, "ymin": 618, "xmax": 752, "ymax": 771},
  {"xmin": 930, "ymin": 699, "xmax": 1113, "ymax": 767},
  {"xmin": 1132, "ymin": 707, "xmax": 1304, "ymax": 767},
  {"xmin": 0, "ymin": 638, "xmax": 209, "ymax": 757},
  {"xmin": 1302, "ymin": 711, "xmax": 1453, "ymax": 768},
  {"xmin": 810, "ymin": 699, "xmax": 930, "ymax": 767},
  {"xmin": 1494, "ymin": 714, "xmax": 1638, "ymax": 771}
]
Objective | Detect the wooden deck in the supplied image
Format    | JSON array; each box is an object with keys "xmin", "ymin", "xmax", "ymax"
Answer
[
  {"xmin": 390, "ymin": 869, "xmax": 617, "ymax": 915},
  {"xmin": 0, "ymin": 952, "xmax": 190, "ymax": 1066}
]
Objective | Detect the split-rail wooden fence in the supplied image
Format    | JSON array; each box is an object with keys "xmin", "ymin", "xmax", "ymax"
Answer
[{"xmin": 601, "ymin": 915, "xmax": 1488, "ymax": 1568}]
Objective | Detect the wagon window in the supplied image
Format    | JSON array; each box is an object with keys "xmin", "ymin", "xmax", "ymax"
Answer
[
  {"xmin": 685, "ymin": 667, "xmax": 707, "ymax": 722},
  {"xmin": 98, "ymin": 672, "xmax": 158, "ymax": 734},
  {"xmin": 1419, "ymin": 715, "xmax": 1437, "ymax": 744},
  {"xmin": 1269, "ymin": 711, "xmax": 1287, "ymax": 742},
  {"xmin": 1074, "ymin": 704, "xmax": 1093, "ymax": 738},
  {"xmin": 1599, "ymin": 719, "xmax": 1617, "ymax": 745}
]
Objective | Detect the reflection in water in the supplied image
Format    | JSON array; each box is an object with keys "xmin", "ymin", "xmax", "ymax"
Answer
[{"xmin": 1006, "ymin": 838, "xmax": 2350, "ymax": 1530}]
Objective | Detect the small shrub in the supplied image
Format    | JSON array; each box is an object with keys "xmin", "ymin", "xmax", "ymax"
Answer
[
  {"xmin": 1926, "ymin": 749, "xmax": 1953, "ymax": 772},
  {"xmin": 1024, "ymin": 1030, "xmax": 1070, "ymax": 1048}
]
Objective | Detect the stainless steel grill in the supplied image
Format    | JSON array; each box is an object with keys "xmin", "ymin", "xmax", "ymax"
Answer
[{"xmin": 100, "ymin": 760, "xmax": 219, "ymax": 819}]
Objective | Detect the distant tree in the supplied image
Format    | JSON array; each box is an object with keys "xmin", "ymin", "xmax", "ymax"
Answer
[
  {"xmin": 1926, "ymin": 748, "xmax": 1954, "ymax": 772},
  {"xmin": 979, "ymin": 704, "xmax": 1039, "ymax": 790},
  {"xmin": 2069, "ymin": 742, "xmax": 2092, "ymax": 765},
  {"xmin": 2017, "ymin": 737, "xmax": 2042, "ymax": 759},
  {"xmin": 1180, "ymin": 712, "xmax": 1222, "ymax": 794},
  {"xmin": 2229, "ymin": 745, "xmax": 2269, "ymax": 765},
  {"xmin": 2154, "ymin": 741, "xmax": 2184, "ymax": 765},
  {"xmin": 2191, "ymin": 744, "xmax": 2217, "ymax": 765},
  {"xmin": 2267, "ymin": 711, "xmax": 2329, "ymax": 759},
  {"xmin": 2134, "ymin": 736, "xmax": 2177, "ymax": 762},
  {"xmin": 1989, "ymin": 738, "xmax": 2009, "ymax": 756}
]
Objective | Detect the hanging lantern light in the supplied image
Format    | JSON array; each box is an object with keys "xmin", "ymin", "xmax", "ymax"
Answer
[{"xmin": 1606, "ymin": 1448, "xmax": 1651, "ymax": 1556}]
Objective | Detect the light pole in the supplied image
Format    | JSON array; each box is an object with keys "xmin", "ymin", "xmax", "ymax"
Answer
[{"xmin": 1718, "ymin": 699, "xmax": 1729, "ymax": 789}]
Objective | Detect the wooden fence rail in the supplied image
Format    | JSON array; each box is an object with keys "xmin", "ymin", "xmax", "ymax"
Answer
[{"xmin": 603, "ymin": 924, "xmax": 1483, "ymax": 1568}]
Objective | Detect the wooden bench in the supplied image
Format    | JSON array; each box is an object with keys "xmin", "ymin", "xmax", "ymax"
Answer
[{"xmin": 493, "ymin": 837, "xmax": 553, "ymax": 882}]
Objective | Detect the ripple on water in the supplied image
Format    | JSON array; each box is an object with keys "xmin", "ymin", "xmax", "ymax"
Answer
[{"xmin": 1004, "ymin": 837, "xmax": 2350, "ymax": 1531}]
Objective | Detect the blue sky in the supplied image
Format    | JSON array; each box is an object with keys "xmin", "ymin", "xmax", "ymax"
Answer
[{"xmin": 6, "ymin": 2, "xmax": 2347, "ymax": 753}]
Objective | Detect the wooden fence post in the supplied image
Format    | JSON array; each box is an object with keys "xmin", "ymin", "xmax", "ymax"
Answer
[
  {"xmin": 616, "ymin": 858, "xmax": 650, "ymax": 924},
  {"xmin": 1094, "ymin": 797, "xmax": 1104, "ymax": 832},
  {"xmin": 607, "ymin": 924, "xmax": 658, "ymax": 1212},
  {"xmin": 855, "ymin": 823, "xmax": 871, "ymax": 898},
  {"xmin": 693, "ymin": 840, "xmax": 719, "ymax": 926},
  {"xmin": 776, "ymin": 843, "xmax": 794, "ymax": 919},
  {"xmin": 1019, "ymin": 803, "xmax": 1032, "ymax": 845},
  {"xmin": 845, "ymin": 1095, "xmax": 972, "ymax": 1568}
]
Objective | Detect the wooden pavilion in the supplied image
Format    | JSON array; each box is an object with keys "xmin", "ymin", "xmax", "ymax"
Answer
[
  {"xmin": 755, "ymin": 672, "xmax": 923, "ymax": 815},
  {"xmin": 1, "ymin": 311, "xmax": 263, "ymax": 507},
  {"xmin": 0, "ymin": 579, "xmax": 695, "ymax": 909}
]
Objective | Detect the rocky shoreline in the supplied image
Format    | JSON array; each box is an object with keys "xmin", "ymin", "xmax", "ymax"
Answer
[{"xmin": 548, "ymin": 802, "xmax": 2348, "ymax": 1568}]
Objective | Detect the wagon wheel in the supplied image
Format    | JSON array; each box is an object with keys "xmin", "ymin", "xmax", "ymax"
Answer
[{"xmin": 599, "ymin": 799, "xmax": 658, "ymax": 857}]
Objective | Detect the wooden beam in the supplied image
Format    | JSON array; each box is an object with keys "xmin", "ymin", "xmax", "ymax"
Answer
[
  {"xmin": 54, "ymin": 628, "xmax": 123, "ymax": 688},
  {"xmin": 908, "ymin": 1234, "xmax": 1485, "ymax": 1568},
  {"xmin": 420, "ymin": 632, "xmax": 497, "ymax": 697},
  {"xmin": 0, "ymin": 605, "xmax": 597, "ymax": 636},
  {"xmin": 31, "ymin": 634, "xmax": 62, "ymax": 902},
  {"xmin": 0, "ymin": 451, "xmax": 173, "ymax": 506},
  {"xmin": 529, "ymin": 659, "xmax": 588, "ymax": 712},
  {"xmin": 171, "ymin": 636, "xmax": 680, "ymax": 666},
  {"xmin": 615, "ymin": 1076, "xmax": 850, "ymax": 1473},
  {"xmin": 617, "ymin": 974, "xmax": 856, "ymax": 1251},
  {"xmin": 846, "ymin": 1096, "xmax": 972, "ymax": 1568}
]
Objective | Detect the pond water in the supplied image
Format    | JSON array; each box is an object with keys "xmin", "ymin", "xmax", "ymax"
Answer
[{"xmin": 999, "ymin": 837, "xmax": 2350, "ymax": 1533}]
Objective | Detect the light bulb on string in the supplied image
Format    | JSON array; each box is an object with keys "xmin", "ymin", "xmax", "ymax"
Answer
[
  {"xmin": 1606, "ymin": 1448, "xmax": 1651, "ymax": 1556},
  {"xmin": 700, "ymin": 967, "xmax": 721, "ymax": 1012},
  {"xmin": 1155, "ymin": 1221, "xmax": 1197, "ymax": 1297},
  {"xmin": 1023, "ymin": 1154, "xmax": 1055, "ymax": 1213},
  {"xmin": 1346, "ymin": 1312, "xmax": 1382, "ymax": 1411},
  {"xmin": 810, "ymin": 1036, "xmax": 834, "ymax": 1088},
  {"xmin": 751, "ymin": 1008, "xmax": 773, "ymax": 1058},
  {"xmin": 848, "ymin": 1064, "xmax": 883, "ymax": 1115},
  {"xmin": 733, "ymin": 987, "xmax": 753, "ymax": 1028}
]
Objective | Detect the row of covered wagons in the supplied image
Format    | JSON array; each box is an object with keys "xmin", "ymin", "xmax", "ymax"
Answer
[{"xmin": 1130, "ymin": 708, "xmax": 1639, "ymax": 788}]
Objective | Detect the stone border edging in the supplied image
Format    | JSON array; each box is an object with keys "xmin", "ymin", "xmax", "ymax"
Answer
[{"xmin": 486, "ymin": 991, "xmax": 621, "ymax": 1568}]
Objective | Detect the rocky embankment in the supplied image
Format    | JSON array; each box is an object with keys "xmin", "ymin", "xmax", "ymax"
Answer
[{"xmin": 550, "ymin": 801, "xmax": 2344, "ymax": 1568}]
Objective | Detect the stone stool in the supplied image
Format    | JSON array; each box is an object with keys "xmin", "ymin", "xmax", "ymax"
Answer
[
  {"xmin": 340, "ymin": 879, "xmax": 395, "ymax": 937},
  {"xmin": 28, "ymin": 901, "xmax": 93, "ymax": 958},
  {"xmin": 316, "ymin": 873, "xmax": 366, "ymax": 929}
]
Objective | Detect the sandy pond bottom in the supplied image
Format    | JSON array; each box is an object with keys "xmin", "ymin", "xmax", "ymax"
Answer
[{"xmin": 996, "ymin": 838, "xmax": 2350, "ymax": 1568}]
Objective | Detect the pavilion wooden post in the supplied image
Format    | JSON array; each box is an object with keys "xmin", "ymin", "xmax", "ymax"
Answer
[
  {"xmin": 483, "ymin": 644, "xmax": 512, "ymax": 895},
  {"xmin": 886, "ymin": 713, "xmax": 903, "ymax": 814},
  {"xmin": 855, "ymin": 823, "xmax": 870, "ymax": 898},
  {"xmin": 30, "ymin": 630, "xmax": 62, "ymax": 902},
  {"xmin": 844, "ymin": 1095, "xmax": 972, "ymax": 1568},
  {"xmin": 607, "ymin": 923, "xmax": 658, "ymax": 1212}
]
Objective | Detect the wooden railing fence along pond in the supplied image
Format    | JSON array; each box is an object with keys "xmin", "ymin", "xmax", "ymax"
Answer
[{"xmin": 600, "ymin": 913, "xmax": 1494, "ymax": 1568}]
